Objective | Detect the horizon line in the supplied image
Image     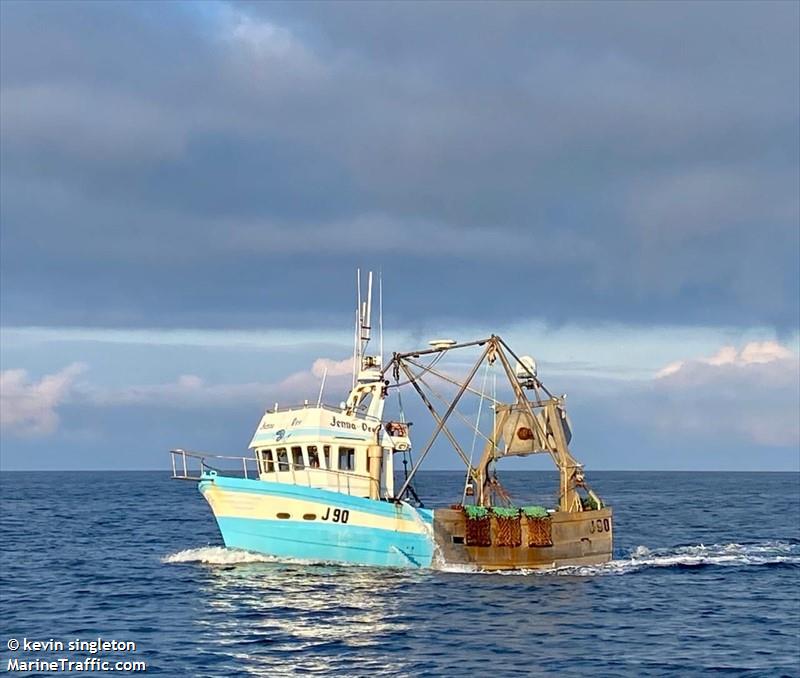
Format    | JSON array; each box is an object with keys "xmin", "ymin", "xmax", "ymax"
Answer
[{"xmin": 0, "ymin": 468, "xmax": 797, "ymax": 474}]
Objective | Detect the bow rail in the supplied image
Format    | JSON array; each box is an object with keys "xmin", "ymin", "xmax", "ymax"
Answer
[
  {"xmin": 169, "ymin": 448, "xmax": 378, "ymax": 497},
  {"xmin": 170, "ymin": 448, "xmax": 257, "ymax": 481}
]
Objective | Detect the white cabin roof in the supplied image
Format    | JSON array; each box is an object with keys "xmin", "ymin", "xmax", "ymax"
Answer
[{"xmin": 249, "ymin": 405, "xmax": 382, "ymax": 449}]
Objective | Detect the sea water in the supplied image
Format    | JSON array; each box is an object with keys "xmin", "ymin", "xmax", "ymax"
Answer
[{"xmin": 1, "ymin": 471, "xmax": 798, "ymax": 676}]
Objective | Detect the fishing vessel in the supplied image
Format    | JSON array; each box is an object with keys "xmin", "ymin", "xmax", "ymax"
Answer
[{"xmin": 170, "ymin": 272, "xmax": 612, "ymax": 570}]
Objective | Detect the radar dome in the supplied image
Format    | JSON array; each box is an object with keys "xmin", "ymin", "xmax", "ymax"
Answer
[{"xmin": 515, "ymin": 355, "xmax": 537, "ymax": 380}]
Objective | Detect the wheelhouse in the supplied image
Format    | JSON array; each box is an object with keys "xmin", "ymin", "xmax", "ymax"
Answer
[{"xmin": 248, "ymin": 404, "xmax": 410, "ymax": 499}]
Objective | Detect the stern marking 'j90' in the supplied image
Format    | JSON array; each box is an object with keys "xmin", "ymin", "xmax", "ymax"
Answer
[
  {"xmin": 321, "ymin": 507, "xmax": 350, "ymax": 523},
  {"xmin": 588, "ymin": 518, "xmax": 610, "ymax": 534}
]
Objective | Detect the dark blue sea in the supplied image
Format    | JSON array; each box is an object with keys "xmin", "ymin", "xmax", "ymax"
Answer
[{"xmin": 1, "ymin": 471, "xmax": 799, "ymax": 677}]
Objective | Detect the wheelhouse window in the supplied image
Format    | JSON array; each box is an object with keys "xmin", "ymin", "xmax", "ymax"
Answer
[
  {"xmin": 276, "ymin": 448, "xmax": 289, "ymax": 471},
  {"xmin": 307, "ymin": 446, "xmax": 320, "ymax": 468},
  {"xmin": 261, "ymin": 448, "xmax": 274, "ymax": 473},
  {"xmin": 291, "ymin": 446, "xmax": 304, "ymax": 469},
  {"xmin": 338, "ymin": 446, "xmax": 356, "ymax": 471},
  {"xmin": 323, "ymin": 445, "xmax": 331, "ymax": 469}
]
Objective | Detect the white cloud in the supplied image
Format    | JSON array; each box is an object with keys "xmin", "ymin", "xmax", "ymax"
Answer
[
  {"xmin": 311, "ymin": 357, "xmax": 354, "ymax": 378},
  {"xmin": 217, "ymin": 5, "xmax": 325, "ymax": 97},
  {"xmin": 0, "ymin": 363, "xmax": 86, "ymax": 436},
  {"xmin": 738, "ymin": 341, "xmax": 794, "ymax": 364},
  {"xmin": 79, "ymin": 356, "xmax": 356, "ymax": 410},
  {"xmin": 655, "ymin": 341, "xmax": 795, "ymax": 378},
  {"xmin": 83, "ymin": 374, "xmax": 272, "ymax": 409},
  {"xmin": 255, "ymin": 357, "xmax": 355, "ymax": 405},
  {"xmin": 225, "ymin": 12, "xmax": 299, "ymax": 59},
  {"xmin": 644, "ymin": 341, "xmax": 799, "ymax": 448}
]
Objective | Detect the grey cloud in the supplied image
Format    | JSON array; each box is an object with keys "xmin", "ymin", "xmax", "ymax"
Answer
[
  {"xmin": 1, "ymin": 84, "xmax": 188, "ymax": 162},
  {"xmin": 1, "ymin": 0, "xmax": 797, "ymax": 330}
]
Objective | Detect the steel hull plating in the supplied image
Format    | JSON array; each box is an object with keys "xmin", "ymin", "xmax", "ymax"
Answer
[
  {"xmin": 433, "ymin": 507, "xmax": 614, "ymax": 570},
  {"xmin": 198, "ymin": 474, "xmax": 435, "ymax": 569}
]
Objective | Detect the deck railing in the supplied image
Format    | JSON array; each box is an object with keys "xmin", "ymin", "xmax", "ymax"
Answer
[
  {"xmin": 169, "ymin": 448, "xmax": 378, "ymax": 497},
  {"xmin": 170, "ymin": 448, "xmax": 258, "ymax": 481}
]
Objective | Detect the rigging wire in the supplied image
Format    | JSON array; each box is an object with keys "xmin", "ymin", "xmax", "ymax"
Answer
[
  {"xmin": 402, "ymin": 357, "xmax": 502, "ymax": 405},
  {"xmin": 413, "ymin": 372, "xmax": 495, "ymax": 449},
  {"xmin": 462, "ymin": 359, "xmax": 491, "ymax": 504},
  {"xmin": 394, "ymin": 365, "xmax": 422, "ymax": 506},
  {"xmin": 387, "ymin": 351, "xmax": 446, "ymax": 388}
]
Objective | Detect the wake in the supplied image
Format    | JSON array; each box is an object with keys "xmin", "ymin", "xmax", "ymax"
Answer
[
  {"xmin": 483, "ymin": 541, "xmax": 800, "ymax": 576},
  {"xmin": 162, "ymin": 546, "xmax": 363, "ymax": 568},
  {"xmin": 163, "ymin": 541, "xmax": 800, "ymax": 574},
  {"xmin": 163, "ymin": 546, "xmax": 284, "ymax": 565}
]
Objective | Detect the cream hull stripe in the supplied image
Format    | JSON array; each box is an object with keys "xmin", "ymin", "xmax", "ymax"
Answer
[{"xmin": 202, "ymin": 485, "xmax": 427, "ymax": 535}]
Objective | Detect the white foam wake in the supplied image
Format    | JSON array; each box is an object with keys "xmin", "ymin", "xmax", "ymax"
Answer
[
  {"xmin": 486, "ymin": 541, "xmax": 800, "ymax": 576},
  {"xmin": 162, "ymin": 546, "xmax": 366, "ymax": 568},
  {"xmin": 163, "ymin": 541, "xmax": 799, "ymax": 574},
  {"xmin": 163, "ymin": 546, "xmax": 283, "ymax": 565}
]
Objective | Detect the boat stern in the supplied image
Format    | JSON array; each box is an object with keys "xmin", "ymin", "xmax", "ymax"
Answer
[{"xmin": 433, "ymin": 505, "xmax": 613, "ymax": 571}]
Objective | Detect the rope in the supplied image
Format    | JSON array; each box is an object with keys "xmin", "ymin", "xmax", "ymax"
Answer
[
  {"xmin": 462, "ymin": 360, "xmax": 491, "ymax": 504},
  {"xmin": 397, "ymin": 382, "xmax": 406, "ymax": 423},
  {"xmin": 413, "ymin": 372, "xmax": 495, "ymax": 449},
  {"xmin": 387, "ymin": 353, "xmax": 446, "ymax": 388},
  {"xmin": 394, "ymin": 366, "xmax": 422, "ymax": 506}
]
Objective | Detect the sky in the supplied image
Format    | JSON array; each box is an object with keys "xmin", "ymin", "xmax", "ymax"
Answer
[{"xmin": 1, "ymin": 0, "xmax": 798, "ymax": 471}]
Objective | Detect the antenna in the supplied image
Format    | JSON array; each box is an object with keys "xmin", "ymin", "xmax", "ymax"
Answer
[
  {"xmin": 379, "ymin": 269, "xmax": 383, "ymax": 364},
  {"xmin": 352, "ymin": 307, "xmax": 358, "ymax": 389},
  {"xmin": 357, "ymin": 268, "xmax": 363, "ymax": 336},
  {"xmin": 365, "ymin": 270, "xmax": 373, "ymax": 347},
  {"xmin": 353, "ymin": 269, "xmax": 378, "ymax": 382},
  {"xmin": 317, "ymin": 366, "xmax": 328, "ymax": 407},
  {"xmin": 352, "ymin": 269, "xmax": 360, "ymax": 388}
]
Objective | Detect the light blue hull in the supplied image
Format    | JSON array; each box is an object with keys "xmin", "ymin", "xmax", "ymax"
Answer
[
  {"xmin": 215, "ymin": 516, "xmax": 434, "ymax": 568},
  {"xmin": 199, "ymin": 474, "xmax": 435, "ymax": 569}
]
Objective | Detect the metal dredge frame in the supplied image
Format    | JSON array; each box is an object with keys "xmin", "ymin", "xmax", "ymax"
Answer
[{"xmin": 385, "ymin": 335, "xmax": 604, "ymax": 512}]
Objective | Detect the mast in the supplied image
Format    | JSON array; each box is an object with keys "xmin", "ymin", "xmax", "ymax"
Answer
[
  {"xmin": 360, "ymin": 270, "xmax": 372, "ymax": 356},
  {"xmin": 379, "ymin": 270, "xmax": 383, "ymax": 366},
  {"xmin": 345, "ymin": 270, "xmax": 385, "ymax": 420}
]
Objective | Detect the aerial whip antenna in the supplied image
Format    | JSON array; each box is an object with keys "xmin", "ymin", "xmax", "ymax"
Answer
[
  {"xmin": 317, "ymin": 366, "xmax": 328, "ymax": 407},
  {"xmin": 352, "ymin": 269, "xmax": 361, "ymax": 388}
]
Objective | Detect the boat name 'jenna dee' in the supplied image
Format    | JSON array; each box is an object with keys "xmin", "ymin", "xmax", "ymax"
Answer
[{"xmin": 170, "ymin": 271, "xmax": 612, "ymax": 571}]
